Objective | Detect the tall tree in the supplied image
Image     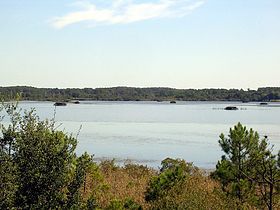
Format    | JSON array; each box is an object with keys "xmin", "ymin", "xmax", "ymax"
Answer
[
  {"xmin": 211, "ymin": 123, "xmax": 259, "ymax": 206},
  {"xmin": 212, "ymin": 123, "xmax": 280, "ymax": 209}
]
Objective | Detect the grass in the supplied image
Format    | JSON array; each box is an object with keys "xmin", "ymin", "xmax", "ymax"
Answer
[{"xmin": 79, "ymin": 160, "xmax": 245, "ymax": 209}]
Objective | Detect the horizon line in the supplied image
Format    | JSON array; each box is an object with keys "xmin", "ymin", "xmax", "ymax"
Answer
[{"xmin": 1, "ymin": 85, "xmax": 279, "ymax": 91}]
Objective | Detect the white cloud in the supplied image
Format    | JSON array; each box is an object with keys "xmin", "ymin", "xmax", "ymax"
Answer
[{"xmin": 51, "ymin": 0, "xmax": 205, "ymax": 29}]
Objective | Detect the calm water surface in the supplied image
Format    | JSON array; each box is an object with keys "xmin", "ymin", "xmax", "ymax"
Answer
[{"xmin": 10, "ymin": 101, "xmax": 280, "ymax": 168}]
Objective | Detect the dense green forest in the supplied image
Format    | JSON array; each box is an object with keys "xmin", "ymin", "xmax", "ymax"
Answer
[
  {"xmin": 1, "ymin": 86, "xmax": 280, "ymax": 102},
  {"xmin": 1, "ymin": 102, "xmax": 280, "ymax": 209}
]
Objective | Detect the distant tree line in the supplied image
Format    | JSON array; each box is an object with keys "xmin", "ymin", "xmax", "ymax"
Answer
[{"xmin": 0, "ymin": 86, "xmax": 280, "ymax": 102}]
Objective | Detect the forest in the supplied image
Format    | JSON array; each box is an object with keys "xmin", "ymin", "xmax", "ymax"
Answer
[{"xmin": 0, "ymin": 86, "xmax": 280, "ymax": 102}]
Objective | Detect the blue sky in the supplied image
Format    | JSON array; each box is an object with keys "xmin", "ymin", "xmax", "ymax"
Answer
[{"xmin": 0, "ymin": 0, "xmax": 279, "ymax": 89}]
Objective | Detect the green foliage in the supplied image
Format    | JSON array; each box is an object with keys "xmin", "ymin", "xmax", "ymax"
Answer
[
  {"xmin": 249, "ymin": 139, "xmax": 280, "ymax": 209},
  {"xmin": 212, "ymin": 123, "xmax": 259, "ymax": 204},
  {"xmin": 85, "ymin": 195, "xmax": 99, "ymax": 210},
  {"xmin": 105, "ymin": 199, "xmax": 124, "ymax": 210},
  {"xmin": 10, "ymin": 110, "xmax": 77, "ymax": 209},
  {"xmin": 212, "ymin": 123, "xmax": 280, "ymax": 209},
  {"xmin": 145, "ymin": 158, "xmax": 196, "ymax": 202},
  {"xmin": 0, "ymin": 151, "xmax": 18, "ymax": 209},
  {"xmin": 67, "ymin": 152, "xmax": 97, "ymax": 208},
  {"xmin": 105, "ymin": 198, "xmax": 142, "ymax": 210},
  {"xmin": 1, "ymin": 86, "xmax": 280, "ymax": 102},
  {"xmin": 0, "ymin": 102, "xmax": 95, "ymax": 209},
  {"xmin": 146, "ymin": 159, "xmax": 232, "ymax": 210},
  {"xmin": 123, "ymin": 198, "xmax": 142, "ymax": 210}
]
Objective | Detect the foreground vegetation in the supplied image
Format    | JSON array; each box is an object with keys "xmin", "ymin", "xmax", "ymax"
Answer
[
  {"xmin": 1, "ymin": 102, "xmax": 280, "ymax": 209},
  {"xmin": 1, "ymin": 86, "xmax": 280, "ymax": 102}
]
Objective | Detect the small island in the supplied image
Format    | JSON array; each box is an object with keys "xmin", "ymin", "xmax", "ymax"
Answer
[
  {"xmin": 54, "ymin": 102, "xmax": 67, "ymax": 106},
  {"xmin": 224, "ymin": 106, "xmax": 238, "ymax": 110}
]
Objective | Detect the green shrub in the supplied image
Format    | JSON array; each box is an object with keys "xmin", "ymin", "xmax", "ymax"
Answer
[
  {"xmin": 145, "ymin": 158, "xmax": 196, "ymax": 202},
  {"xmin": 0, "ymin": 102, "xmax": 95, "ymax": 209},
  {"xmin": 0, "ymin": 151, "xmax": 18, "ymax": 209}
]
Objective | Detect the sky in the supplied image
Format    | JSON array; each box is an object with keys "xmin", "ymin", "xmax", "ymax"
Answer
[{"xmin": 0, "ymin": 0, "xmax": 279, "ymax": 89}]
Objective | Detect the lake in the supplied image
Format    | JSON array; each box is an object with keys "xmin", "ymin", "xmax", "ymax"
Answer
[{"xmin": 5, "ymin": 101, "xmax": 280, "ymax": 169}]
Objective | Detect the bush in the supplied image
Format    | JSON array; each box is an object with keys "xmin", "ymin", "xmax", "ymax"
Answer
[
  {"xmin": 0, "ymin": 102, "xmax": 95, "ymax": 209},
  {"xmin": 145, "ymin": 158, "xmax": 196, "ymax": 202},
  {"xmin": 145, "ymin": 158, "xmax": 232, "ymax": 209}
]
